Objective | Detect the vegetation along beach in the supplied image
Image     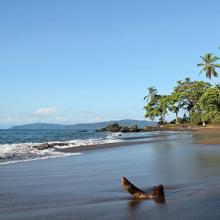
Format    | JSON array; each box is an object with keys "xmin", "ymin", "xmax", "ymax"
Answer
[{"xmin": 1, "ymin": 1, "xmax": 220, "ymax": 220}]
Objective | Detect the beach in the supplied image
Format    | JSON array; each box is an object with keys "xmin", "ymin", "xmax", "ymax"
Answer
[
  {"xmin": 1, "ymin": 131, "xmax": 220, "ymax": 220},
  {"xmin": 192, "ymin": 126, "xmax": 220, "ymax": 144},
  {"xmin": 2, "ymin": 0, "xmax": 220, "ymax": 219}
]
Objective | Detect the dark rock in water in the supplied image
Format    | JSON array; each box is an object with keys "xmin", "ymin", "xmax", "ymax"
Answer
[
  {"xmin": 101, "ymin": 123, "xmax": 122, "ymax": 132},
  {"xmin": 32, "ymin": 143, "xmax": 51, "ymax": 150},
  {"xmin": 119, "ymin": 126, "xmax": 130, "ymax": 132},
  {"xmin": 129, "ymin": 125, "xmax": 141, "ymax": 132},
  {"xmin": 32, "ymin": 142, "xmax": 68, "ymax": 150},
  {"xmin": 97, "ymin": 123, "xmax": 144, "ymax": 133}
]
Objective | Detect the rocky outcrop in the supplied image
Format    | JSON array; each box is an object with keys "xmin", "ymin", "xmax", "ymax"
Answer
[
  {"xmin": 97, "ymin": 123, "xmax": 121, "ymax": 132},
  {"xmin": 32, "ymin": 143, "xmax": 51, "ymax": 150},
  {"xmin": 119, "ymin": 126, "xmax": 130, "ymax": 132},
  {"xmin": 96, "ymin": 123, "xmax": 144, "ymax": 133},
  {"xmin": 129, "ymin": 125, "xmax": 140, "ymax": 132}
]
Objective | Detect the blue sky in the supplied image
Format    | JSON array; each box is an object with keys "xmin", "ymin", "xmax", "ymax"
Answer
[{"xmin": 0, "ymin": 0, "xmax": 220, "ymax": 128}]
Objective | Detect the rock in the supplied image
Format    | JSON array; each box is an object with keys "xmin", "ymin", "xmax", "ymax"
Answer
[
  {"xmin": 119, "ymin": 126, "xmax": 130, "ymax": 132},
  {"xmin": 103, "ymin": 123, "xmax": 122, "ymax": 132},
  {"xmin": 32, "ymin": 142, "xmax": 67, "ymax": 150},
  {"xmin": 33, "ymin": 143, "xmax": 51, "ymax": 150},
  {"xmin": 96, "ymin": 123, "xmax": 144, "ymax": 133},
  {"xmin": 129, "ymin": 125, "xmax": 140, "ymax": 132}
]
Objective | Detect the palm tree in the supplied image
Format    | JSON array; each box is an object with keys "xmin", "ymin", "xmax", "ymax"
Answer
[
  {"xmin": 144, "ymin": 86, "xmax": 157, "ymax": 102},
  {"xmin": 197, "ymin": 53, "xmax": 220, "ymax": 79}
]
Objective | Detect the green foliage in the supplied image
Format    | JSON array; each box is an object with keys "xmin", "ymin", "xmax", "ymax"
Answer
[
  {"xmin": 190, "ymin": 112, "xmax": 202, "ymax": 125},
  {"xmin": 144, "ymin": 50, "xmax": 220, "ymax": 125},
  {"xmin": 144, "ymin": 88, "xmax": 168, "ymax": 125},
  {"xmin": 167, "ymin": 91, "xmax": 185, "ymax": 124},
  {"xmin": 173, "ymin": 78, "xmax": 211, "ymax": 116},
  {"xmin": 144, "ymin": 86, "xmax": 157, "ymax": 102},
  {"xmin": 197, "ymin": 53, "xmax": 220, "ymax": 79},
  {"xmin": 211, "ymin": 113, "xmax": 220, "ymax": 124},
  {"xmin": 197, "ymin": 87, "xmax": 220, "ymax": 111},
  {"xmin": 144, "ymin": 78, "xmax": 219, "ymax": 125},
  {"xmin": 196, "ymin": 87, "xmax": 220, "ymax": 123}
]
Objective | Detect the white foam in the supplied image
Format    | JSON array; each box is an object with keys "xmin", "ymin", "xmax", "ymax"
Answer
[
  {"xmin": 0, "ymin": 152, "xmax": 83, "ymax": 166},
  {"xmin": 53, "ymin": 138, "xmax": 123, "ymax": 149},
  {"xmin": 0, "ymin": 138, "xmax": 123, "ymax": 163}
]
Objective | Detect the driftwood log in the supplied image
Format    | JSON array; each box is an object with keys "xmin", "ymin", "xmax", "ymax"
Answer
[{"xmin": 121, "ymin": 176, "xmax": 165, "ymax": 201}]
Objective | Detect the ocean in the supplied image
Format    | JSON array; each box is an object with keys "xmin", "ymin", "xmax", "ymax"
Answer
[
  {"xmin": 0, "ymin": 129, "xmax": 120, "ymax": 164},
  {"xmin": 0, "ymin": 129, "xmax": 162, "ymax": 164}
]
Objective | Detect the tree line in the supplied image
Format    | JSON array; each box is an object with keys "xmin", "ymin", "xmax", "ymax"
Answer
[{"xmin": 144, "ymin": 52, "xmax": 220, "ymax": 126}]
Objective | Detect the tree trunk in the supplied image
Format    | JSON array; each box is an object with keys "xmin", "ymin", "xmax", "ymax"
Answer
[
  {"xmin": 175, "ymin": 112, "xmax": 179, "ymax": 124},
  {"xmin": 160, "ymin": 115, "xmax": 166, "ymax": 126}
]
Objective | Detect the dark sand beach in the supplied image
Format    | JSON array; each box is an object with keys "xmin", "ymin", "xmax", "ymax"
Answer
[
  {"xmin": 1, "ymin": 132, "xmax": 220, "ymax": 220},
  {"xmin": 192, "ymin": 126, "xmax": 220, "ymax": 144}
]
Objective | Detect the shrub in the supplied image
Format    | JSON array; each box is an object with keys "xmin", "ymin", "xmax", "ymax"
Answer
[
  {"xmin": 191, "ymin": 112, "xmax": 202, "ymax": 125},
  {"xmin": 211, "ymin": 113, "xmax": 220, "ymax": 125}
]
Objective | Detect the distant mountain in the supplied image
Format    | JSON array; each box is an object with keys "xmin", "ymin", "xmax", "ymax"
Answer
[
  {"xmin": 10, "ymin": 123, "xmax": 69, "ymax": 130},
  {"xmin": 9, "ymin": 119, "xmax": 156, "ymax": 130}
]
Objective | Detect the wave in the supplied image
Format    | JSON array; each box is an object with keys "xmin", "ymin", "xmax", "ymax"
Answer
[
  {"xmin": 0, "ymin": 152, "xmax": 83, "ymax": 166},
  {"xmin": 0, "ymin": 137, "xmax": 123, "ymax": 164}
]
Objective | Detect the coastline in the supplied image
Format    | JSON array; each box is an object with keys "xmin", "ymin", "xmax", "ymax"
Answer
[
  {"xmin": 1, "ymin": 131, "xmax": 220, "ymax": 220},
  {"xmin": 1, "ymin": 126, "xmax": 219, "ymax": 166},
  {"xmin": 191, "ymin": 126, "xmax": 220, "ymax": 144},
  {"xmin": 58, "ymin": 125, "xmax": 220, "ymax": 154},
  {"xmin": 51, "ymin": 125, "xmax": 220, "ymax": 154},
  {"xmin": 58, "ymin": 137, "xmax": 174, "ymax": 154},
  {"xmin": 144, "ymin": 125, "xmax": 220, "ymax": 145}
]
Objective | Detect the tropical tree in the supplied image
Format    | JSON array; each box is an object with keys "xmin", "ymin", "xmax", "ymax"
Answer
[
  {"xmin": 173, "ymin": 78, "xmax": 211, "ymax": 120},
  {"xmin": 197, "ymin": 53, "xmax": 220, "ymax": 79},
  {"xmin": 196, "ymin": 87, "xmax": 220, "ymax": 125},
  {"xmin": 144, "ymin": 88, "xmax": 168, "ymax": 126},
  {"xmin": 144, "ymin": 86, "xmax": 158, "ymax": 102},
  {"xmin": 167, "ymin": 93, "xmax": 183, "ymax": 124},
  {"xmin": 143, "ymin": 79, "xmax": 218, "ymax": 126},
  {"xmin": 156, "ymin": 95, "xmax": 169, "ymax": 125}
]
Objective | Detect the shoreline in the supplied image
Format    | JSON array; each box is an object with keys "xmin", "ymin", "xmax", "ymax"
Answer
[
  {"xmin": 191, "ymin": 126, "xmax": 220, "ymax": 144},
  {"xmin": 58, "ymin": 137, "xmax": 173, "ymax": 153},
  {"xmin": 1, "ymin": 130, "xmax": 220, "ymax": 220},
  {"xmin": 62, "ymin": 127, "xmax": 220, "ymax": 154},
  {"xmin": 142, "ymin": 125, "xmax": 220, "ymax": 145},
  {"xmin": 1, "ymin": 127, "xmax": 220, "ymax": 166}
]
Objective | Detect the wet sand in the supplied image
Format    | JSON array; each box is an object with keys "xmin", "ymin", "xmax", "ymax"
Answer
[
  {"xmin": 192, "ymin": 126, "xmax": 220, "ymax": 144},
  {"xmin": 58, "ymin": 133, "xmax": 174, "ymax": 153},
  {"xmin": 1, "ymin": 132, "xmax": 220, "ymax": 220}
]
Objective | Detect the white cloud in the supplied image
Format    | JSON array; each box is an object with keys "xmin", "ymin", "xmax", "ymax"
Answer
[{"xmin": 34, "ymin": 107, "xmax": 57, "ymax": 115}]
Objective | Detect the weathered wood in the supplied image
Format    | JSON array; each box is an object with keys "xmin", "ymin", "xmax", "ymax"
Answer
[{"xmin": 121, "ymin": 176, "xmax": 165, "ymax": 200}]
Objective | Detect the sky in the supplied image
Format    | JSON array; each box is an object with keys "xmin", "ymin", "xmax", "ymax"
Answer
[{"xmin": 0, "ymin": 0, "xmax": 220, "ymax": 128}]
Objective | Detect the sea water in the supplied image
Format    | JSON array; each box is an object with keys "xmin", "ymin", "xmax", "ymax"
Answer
[
  {"xmin": 0, "ymin": 129, "xmax": 123, "ymax": 164},
  {"xmin": 0, "ymin": 129, "xmax": 180, "ymax": 164}
]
